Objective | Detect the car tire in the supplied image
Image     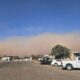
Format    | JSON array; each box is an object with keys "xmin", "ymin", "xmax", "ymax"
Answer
[
  {"xmin": 66, "ymin": 64, "xmax": 73, "ymax": 70},
  {"xmin": 54, "ymin": 63, "xmax": 58, "ymax": 66}
]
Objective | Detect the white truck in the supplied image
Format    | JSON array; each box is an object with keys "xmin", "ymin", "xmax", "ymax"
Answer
[{"xmin": 62, "ymin": 55, "xmax": 80, "ymax": 70}]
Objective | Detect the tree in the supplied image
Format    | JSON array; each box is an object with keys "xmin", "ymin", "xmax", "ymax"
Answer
[
  {"xmin": 51, "ymin": 45, "xmax": 71, "ymax": 59},
  {"xmin": 13, "ymin": 56, "xmax": 20, "ymax": 59},
  {"xmin": 31, "ymin": 54, "xmax": 43, "ymax": 60}
]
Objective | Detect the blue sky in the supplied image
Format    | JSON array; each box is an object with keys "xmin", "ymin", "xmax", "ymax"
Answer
[{"xmin": 0, "ymin": 0, "xmax": 80, "ymax": 39}]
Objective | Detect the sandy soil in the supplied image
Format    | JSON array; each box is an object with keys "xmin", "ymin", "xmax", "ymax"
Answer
[{"xmin": 0, "ymin": 61, "xmax": 80, "ymax": 80}]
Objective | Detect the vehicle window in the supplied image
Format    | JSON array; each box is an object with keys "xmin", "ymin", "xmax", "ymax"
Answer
[
  {"xmin": 48, "ymin": 58, "xmax": 52, "ymax": 61},
  {"xmin": 46, "ymin": 58, "xmax": 49, "ymax": 61},
  {"xmin": 43, "ymin": 57, "xmax": 49, "ymax": 61},
  {"xmin": 78, "ymin": 57, "xmax": 80, "ymax": 60},
  {"xmin": 57, "ymin": 60, "xmax": 61, "ymax": 61}
]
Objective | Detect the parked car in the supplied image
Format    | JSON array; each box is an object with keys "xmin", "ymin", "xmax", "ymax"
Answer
[
  {"xmin": 51, "ymin": 59, "xmax": 62, "ymax": 66},
  {"xmin": 40, "ymin": 57, "xmax": 52, "ymax": 65}
]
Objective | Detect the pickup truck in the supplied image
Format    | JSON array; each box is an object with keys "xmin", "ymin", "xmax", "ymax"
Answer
[{"xmin": 62, "ymin": 56, "xmax": 80, "ymax": 70}]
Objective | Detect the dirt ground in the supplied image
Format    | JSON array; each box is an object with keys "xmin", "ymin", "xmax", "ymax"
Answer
[{"xmin": 0, "ymin": 61, "xmax": 80, "ymax": 80}]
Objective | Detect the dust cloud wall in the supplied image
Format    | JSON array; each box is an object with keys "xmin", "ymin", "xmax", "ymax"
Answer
[{"xmin": 0, "ymin": 32, "xmax": 80, "ymax": 56}]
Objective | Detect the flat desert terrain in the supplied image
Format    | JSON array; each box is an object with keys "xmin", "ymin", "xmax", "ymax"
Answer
[{"xmin": 0, "ymin": 61, "xmax": 80, "ymax": 80}]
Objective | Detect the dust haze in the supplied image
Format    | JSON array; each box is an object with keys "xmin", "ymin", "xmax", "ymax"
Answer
[{"xmin": 0, "ymin": 32, "xmax": 80, "ymax": 56}]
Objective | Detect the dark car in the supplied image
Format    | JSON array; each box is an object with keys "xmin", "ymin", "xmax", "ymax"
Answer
[{"xmin": 40, "ymin": 57, "xmax": 52, "ymax": 65}]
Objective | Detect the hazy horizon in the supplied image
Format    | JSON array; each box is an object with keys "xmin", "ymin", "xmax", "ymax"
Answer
[{"xmin": 0, "ymin": 32, "xmax": 80, "ymax": 56}]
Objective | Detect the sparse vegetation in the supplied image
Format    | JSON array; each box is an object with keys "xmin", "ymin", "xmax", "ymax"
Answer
[{"xmin": 51, "ymin": 45, "xmax": 71, "ymax": 59}]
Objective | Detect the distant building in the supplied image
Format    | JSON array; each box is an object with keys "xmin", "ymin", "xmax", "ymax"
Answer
[
  {"xmin": 13, "ymin": 57, "xmax": 32, "ymax": 62},
  {"xmin": 23, "ymin": 57, "xmax": 32, "ymax": 61},
  {"xmin": 2, "ymin": 56, "xmax": 11, "ymax": 61}
]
